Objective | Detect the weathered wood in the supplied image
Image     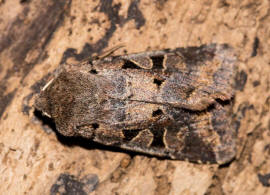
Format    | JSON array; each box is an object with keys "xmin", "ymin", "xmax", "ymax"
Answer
[{"xmin": 0, "ymin": 0, "xmax": 270, "ymax": 194}]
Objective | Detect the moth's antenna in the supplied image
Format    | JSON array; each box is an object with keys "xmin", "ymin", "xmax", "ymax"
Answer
[
  {"xmin": 99, "ymin": 44, "xmax": 126, "ymax": 59},
  {"xmin": 91, "ymin": 44, "xmax": 126, "ymax": 62}
]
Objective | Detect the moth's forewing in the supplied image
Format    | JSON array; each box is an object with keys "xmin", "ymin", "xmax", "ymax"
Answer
[{"xmin": 35, "ymin": 44, "xmax": 237, "ymax": 164}]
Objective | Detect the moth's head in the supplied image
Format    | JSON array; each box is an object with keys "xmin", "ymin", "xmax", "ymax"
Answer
[
  {"xmin": 35, "ymin": 94, "xmax": 51, "ymax": 118},
  {"xmin": 34, "ymin": 78, "xmax": 55, "ymax": 118}
]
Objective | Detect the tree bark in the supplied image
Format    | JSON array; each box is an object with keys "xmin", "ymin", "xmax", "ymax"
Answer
[{"xmin": 0, "ymin": 0, "xmax": 270, "ymax": 194}]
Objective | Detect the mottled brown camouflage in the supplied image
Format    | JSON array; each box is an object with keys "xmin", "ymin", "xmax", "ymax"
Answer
[{"xmin": 35, "ymin": 44, "xmax": 237, "ymax": 164}]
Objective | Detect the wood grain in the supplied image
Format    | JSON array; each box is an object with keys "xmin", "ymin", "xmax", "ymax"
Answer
[{"xmin": 0, "ymin": 0, "xmax": 270, "ymax": 194}]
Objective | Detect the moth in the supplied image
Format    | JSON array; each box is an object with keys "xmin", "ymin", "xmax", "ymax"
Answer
[{"xmin": 35, "ymin": 44, "xmax": 237, "ymax": 164}]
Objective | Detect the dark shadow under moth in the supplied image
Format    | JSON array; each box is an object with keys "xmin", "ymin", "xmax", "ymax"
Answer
[{"xmin": 35, "ymin": 44, "xmax": 237, "ymax": 164}]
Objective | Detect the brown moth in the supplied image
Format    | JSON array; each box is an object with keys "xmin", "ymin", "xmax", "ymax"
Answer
[{"xmin": 35, "ymin": 44, "xmax": 237, "ymax": 164}]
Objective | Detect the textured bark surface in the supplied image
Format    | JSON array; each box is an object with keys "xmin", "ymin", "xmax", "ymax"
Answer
[{"xmin": 0, "ymin": 0, "xmax": 270, "ymax": 194}]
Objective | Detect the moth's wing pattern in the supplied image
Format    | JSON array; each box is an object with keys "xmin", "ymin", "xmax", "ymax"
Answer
[
  {"xmin": 35, "ymin": 44, "xmax": 237, "ymax": 164},
  {"xmin": 91, "ymin": 103, "xmax": 235, "ymax": 164},
  {"xmin": 161, "ymin": 44, "xmax": 236, "ymax": 110},
  {"xmin": 91, "ymin": 44, "xmax": 236, "ymax": 110}
]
